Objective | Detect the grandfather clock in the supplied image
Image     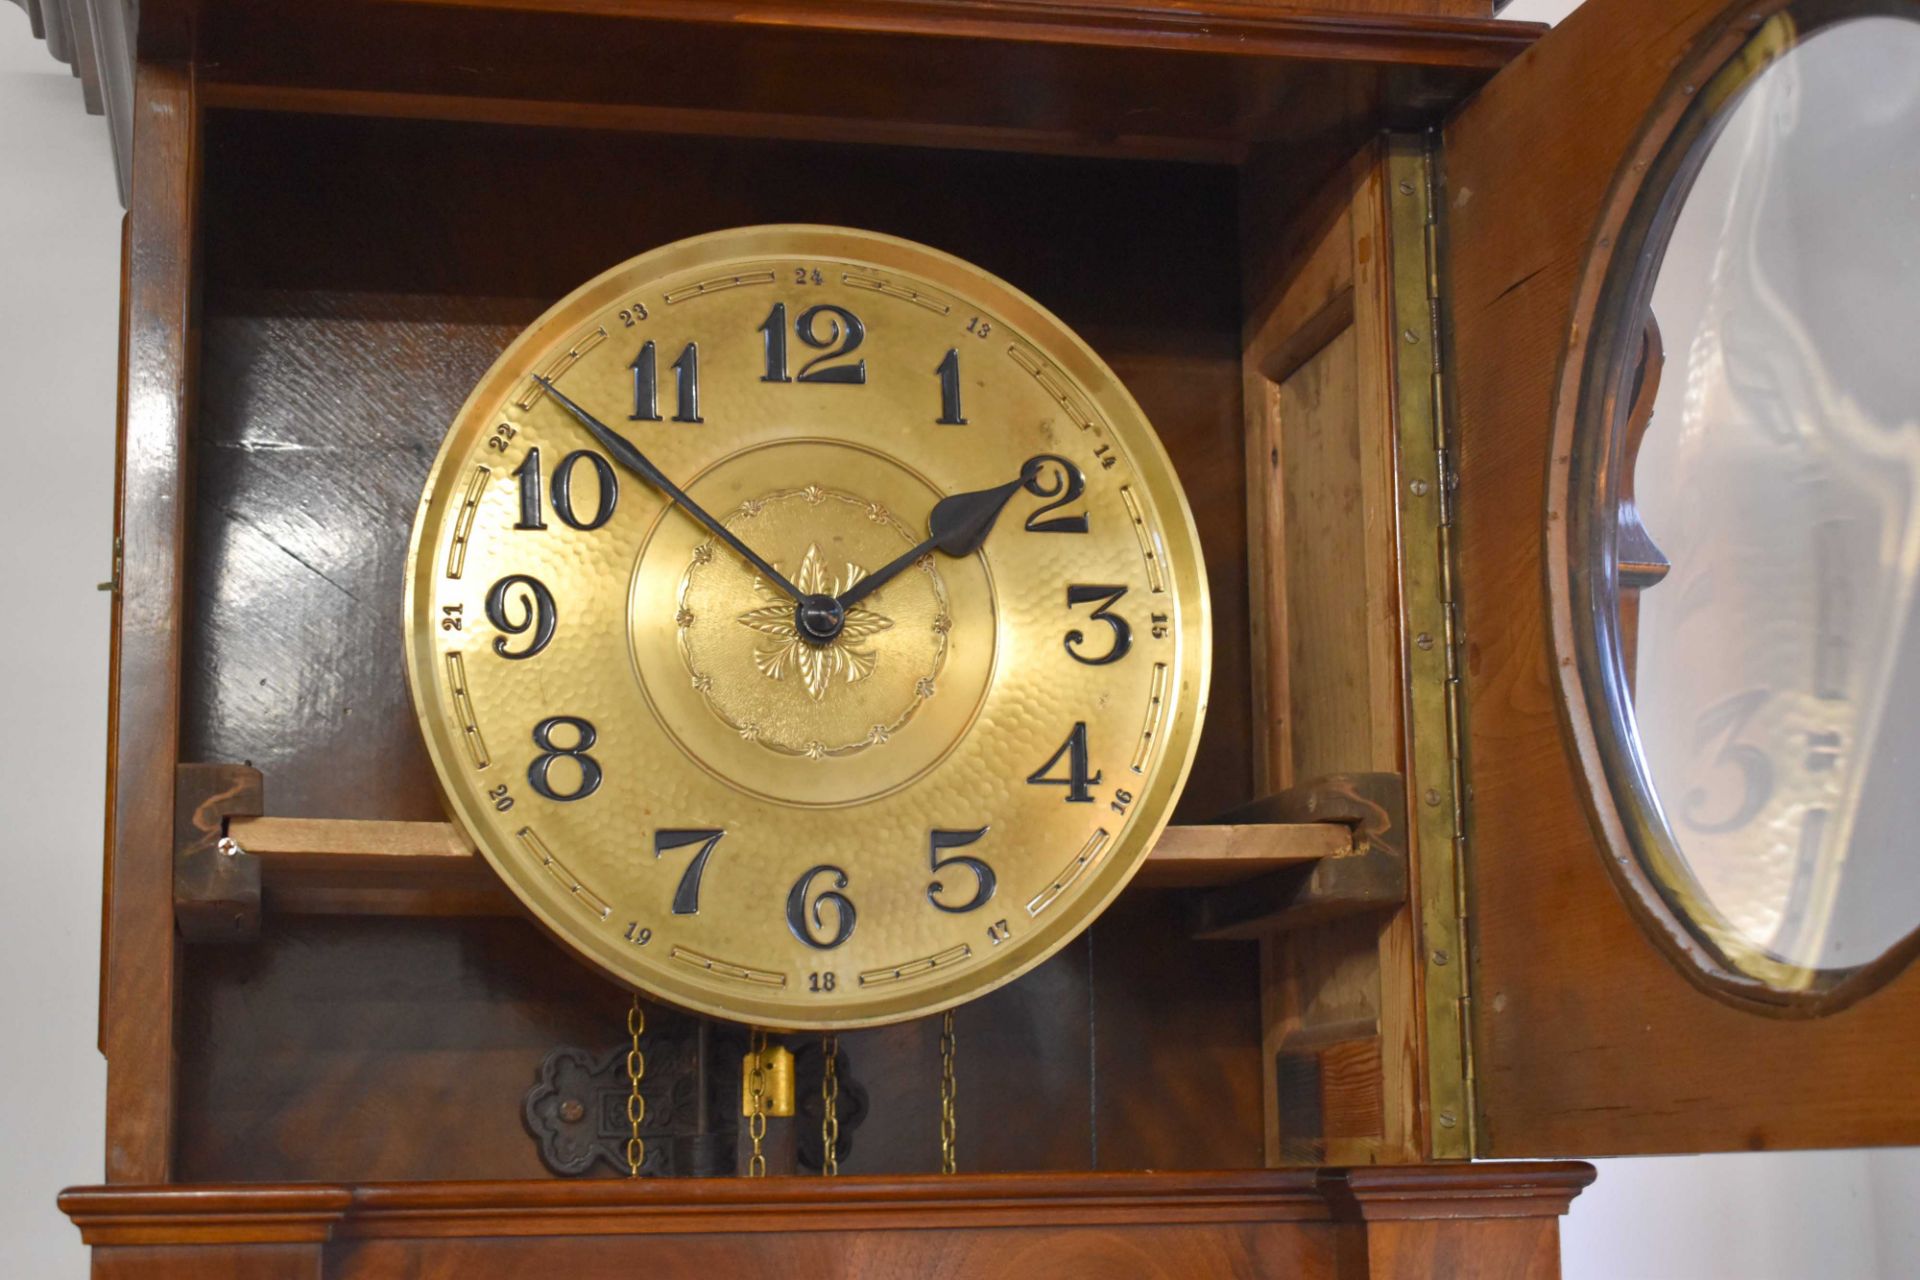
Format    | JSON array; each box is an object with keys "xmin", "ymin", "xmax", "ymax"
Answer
[{"xmin": 33, "ymin": 0, "xmax": 1920, "ymax": 1274}]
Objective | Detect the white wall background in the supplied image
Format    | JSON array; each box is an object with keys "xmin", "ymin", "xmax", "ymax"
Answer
[
  {"xmin": 2, "ymin": 3, "xmax": 1915, "ymax": 1276},
  {"xmin": 0, "ymin": 10, "xmax": 122, "ymax": 1278}
]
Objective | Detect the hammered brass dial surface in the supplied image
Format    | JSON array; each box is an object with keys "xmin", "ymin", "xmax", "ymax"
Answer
[{"xmin": 404, "ymin": 226, "xmax": 1209, "ymax": 1029}]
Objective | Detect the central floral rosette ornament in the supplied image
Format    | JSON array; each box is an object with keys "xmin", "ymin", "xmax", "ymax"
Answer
[
  {"xmin": 735, "ymin": 543, "xmax": 896, "ymax": 701},
  {"xmin": 674, "ymin": 486, "xmax": 950, "ymax": 760}
]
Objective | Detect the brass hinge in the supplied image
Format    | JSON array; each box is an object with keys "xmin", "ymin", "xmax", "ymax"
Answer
[
  {"xmin": 1387, "ymin": 132, "xmax": 1476, "ymax": 1160},
  {"xmin": 1425, "ymin": 135, "xmax": 1478, "ymax": 1158}
]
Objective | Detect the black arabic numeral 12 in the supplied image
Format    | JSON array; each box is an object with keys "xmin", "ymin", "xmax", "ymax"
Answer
[
  {"xmin": 795, "ymin": 305, "xmax": 865, "ymax": 383},
  {"xmin": 514, "ymin": 448, "xmax": 618, "ymax": 531},
  {"xmin": 1027, "ymin": 722, "xmax": 1102, "ymax": 803},
  {"xmin": 935, "ymin": 348, "xmax": 967, "ymax": 424},
  {"xmin": 655, "ymin": 829, "xmax": 725, "ymax": 916},
  {"xmin": 1021, "ymin": 455, "xmax": 1090, "ymax": 534},
  {"xmin": 1064, "ymin": 584, "xmax": 1132, "ymax": 665},
  {"xmin": 755, "ymin": 303, "xmax": 867, "ymax": 384},
  {"xmin": 787, "ymin": 865, "xmax": 856, "ymax": 950},
  {"xmin": 928, "ymin": 827, "xmax": 996, "ymax": 914},
  {"xmin": 528, "ymin": 715, "xmax": 603, "ymax": 802},
  {"xmin": 485, "ymin": 575, "xmax": 556, "ymax": 660}
]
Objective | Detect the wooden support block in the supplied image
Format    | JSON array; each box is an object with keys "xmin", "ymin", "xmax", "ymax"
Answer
[
  {"xmin": 1133, "ymin": 823, "xmax": 1351, "ymax": 888},
  {"xmin": 226, "ymin": 816, "xmax": 509, "ymax": 917},
  {"xmin": 173, "ymin": 763, "xmax": 265, "ymax": 942},
  {"xmin": 211, "ymin": 813, "xmax": 1351, "ymax": 920},
  {"xmin": 1187, "ymin": 773, "xmax": 1408, "ymax": 940}
]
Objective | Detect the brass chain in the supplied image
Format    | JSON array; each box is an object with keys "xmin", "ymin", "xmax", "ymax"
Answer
[
  {"xmin": 625, "ymin": 996, "xmax": 647, "ymax": 1178},
  {"xmin": 747, "ymin": 1029, "xmax": 769, "ymax": 1178},
  {"xmin": 821, "ymin": 1034, "xmax": 840, "ymax": 1177},
  {"xmin": 939, "ymin": 1010, "xmax": 957, "ymax": 1175}
]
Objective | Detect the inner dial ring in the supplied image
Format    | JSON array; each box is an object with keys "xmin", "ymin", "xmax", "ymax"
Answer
[{"xmin": 632, "ymin": 438, "xmax": 997, "ymax": 808}]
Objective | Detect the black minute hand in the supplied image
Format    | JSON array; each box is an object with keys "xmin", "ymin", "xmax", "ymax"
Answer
[
  {"xmin": 531, "ymin": 375, "xmax": 804, "ymax": 603},
  {"xmin": 835, "ymin": 467, "xmax": 1033, "ymax": 612}
]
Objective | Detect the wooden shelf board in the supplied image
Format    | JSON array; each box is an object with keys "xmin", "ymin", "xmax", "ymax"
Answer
[{"xmin": 225, "ymin": 815, "xmax": 1351, "ymax": 916}]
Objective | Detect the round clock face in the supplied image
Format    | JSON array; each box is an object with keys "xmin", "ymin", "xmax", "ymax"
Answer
[{"xmin": 405, "ymin": 226, "xmax": 1209, "ymax": 1029}]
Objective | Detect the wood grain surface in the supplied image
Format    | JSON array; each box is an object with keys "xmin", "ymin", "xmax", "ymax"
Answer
[
  {"xmin": 64, "ymin": 1163, "xmax": 1593, "ymax": 1279},
  {"xmin": 176, "ymin": 0, "xmax": 1534, "ymax": 167},
  {"xmin": 1445, "ymin": 0, "xmax": 1920, "ymax": 1155},
  {"xmin": 100, "ymin": 60, "xmax": 196, "ymax": 1185}
]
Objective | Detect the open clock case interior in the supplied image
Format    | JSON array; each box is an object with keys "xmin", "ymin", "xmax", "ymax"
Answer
[
  {"xmin": 179, "ymin": 117, "xmax": 1254, "ymax": 1181},
  {"xmin": 141, "ymin": 1, "xmax": 1532, "ymax": 1185}
]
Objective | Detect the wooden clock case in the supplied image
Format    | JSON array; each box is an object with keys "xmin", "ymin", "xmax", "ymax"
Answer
[{"xmin": 42, "ymin": 0, "xmax": 1919, "ymax": 1274}]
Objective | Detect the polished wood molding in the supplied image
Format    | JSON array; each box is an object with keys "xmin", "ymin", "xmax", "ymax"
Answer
[
  {"xmin": 184, "ymin": 0, "xmax": 1543, "ymax": 67},
  {"xmin": 1329, "ymin": 1162, "xmax": 1596, "ymax": 1220},
  {"xmin": 62, "ymin": 1164, "xmax": 1593, "ymax": 1246},
  {"xmin": 100, "ymin": 59, "xmax": 197, "ymax": 1185}
]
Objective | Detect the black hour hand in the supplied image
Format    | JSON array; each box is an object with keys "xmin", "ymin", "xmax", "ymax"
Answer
[{"xmin": 835, "ymin": 464, "xmax": 1038, "ymax": 612}]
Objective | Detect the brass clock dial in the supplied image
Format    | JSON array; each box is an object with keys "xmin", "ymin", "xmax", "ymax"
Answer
[{"xmin": 405, "ymin": 226, "xmax": 1209, "ymax": 1029}]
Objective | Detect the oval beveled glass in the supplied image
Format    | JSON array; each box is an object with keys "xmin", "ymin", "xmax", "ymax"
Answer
[{"xmin": 1589, "ymin": 13, "xmax": 1920, "ymax": 994}]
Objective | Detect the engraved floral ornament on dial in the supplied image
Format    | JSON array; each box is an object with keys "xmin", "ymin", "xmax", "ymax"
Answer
[{"xmin": 405, "ymin": 226, "xmax": 1209, "ymax": 1029}]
